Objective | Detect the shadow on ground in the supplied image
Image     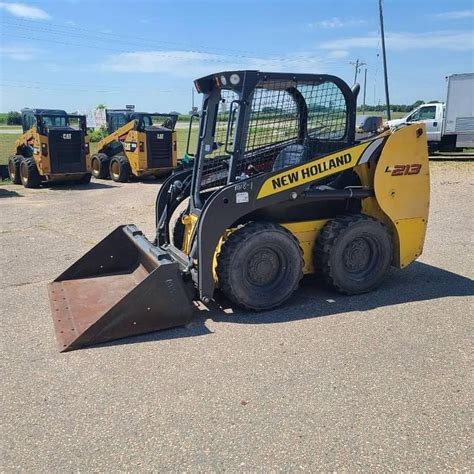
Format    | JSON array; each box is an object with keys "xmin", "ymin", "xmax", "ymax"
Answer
[
  {"xmin": 47, "ymin": 181, "xmax": 116, "ymax": 190},
  {"xmin": 0, "ymin": 188, "xmax": 23, "ymax": 198},
  {"xmin": 92, "ymin": 261, "xmax": 473, "ymax": 351}
]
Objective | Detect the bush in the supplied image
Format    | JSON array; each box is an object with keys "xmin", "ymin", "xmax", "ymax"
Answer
[
  {"xmin": 6, "ymin": 111, "xmax": 21, "ymax": 125},
  {"xmin": 88, "ymin": 126, "xmax": 108, "ymax": 142}
]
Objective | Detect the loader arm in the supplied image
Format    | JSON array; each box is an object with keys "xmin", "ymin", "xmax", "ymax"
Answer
[{"xmin": 97, "ymin": 120, "xmax": 138, "ymax": 152}]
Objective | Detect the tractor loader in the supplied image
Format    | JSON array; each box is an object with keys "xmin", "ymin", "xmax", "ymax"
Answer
[
  {"xmin": 48, "ymin": 71, "xmax": 430, "ymax": 352},
  {"xmin": 90, "ymin": 109, "xmax": 178, "ymax": 182},
  {"xmin": 8, "ymin": 109, "xmax": 91, "ymax": 187}
]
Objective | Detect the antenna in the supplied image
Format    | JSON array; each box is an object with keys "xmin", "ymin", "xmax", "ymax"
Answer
[{"xmin": 379, "ymin": 0, "xmax": 391, "ymax": 119}]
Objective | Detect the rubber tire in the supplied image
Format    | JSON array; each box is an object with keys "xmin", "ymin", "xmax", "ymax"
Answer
[
  {"xmin": 171, "ymin": 209, "xmax": 188, "ymax": 250},
  {"xmin": 314, "ymin": 215, "xmax": 392, "ymax": 295},
  {"xmin": 109, "ymin": 155, "xmax": 131, "ymax": 182},
  {"xmin": 76, "ymin": 173, "xmax": 92, "ymax": 185},
  {"xmin": 20, "ymin": 157, "xmax": 41, "ymax": 188},
  {"xmin": 8, "ymin": 155, "xmax": 22, "ymax": 184},
  {"xmin": 216, "ymin": 221, "xmax": 304, "ymax": 311},
  {"xmin": 91, "ymin": 153, "xmax": 110, "ymax": 179}
]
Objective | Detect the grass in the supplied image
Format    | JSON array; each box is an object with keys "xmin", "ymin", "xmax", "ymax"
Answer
[
  {"xmin": 1, "ymin": 128, "xmax": 198, "ymax": 165},
  {"xmin": 0, "ymin": 133, "xmax": 19, "ymax": 164}
]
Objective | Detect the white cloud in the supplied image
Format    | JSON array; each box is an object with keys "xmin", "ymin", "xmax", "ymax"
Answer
[
  {"xmin": 101, "ymin": 50, "xmax": 333, "ymax": 77},
  {"xmin": 309, "ymin": 17, "xmax": 366, "ymax": 29},
  {"xmin": 65, "ymin": 20, "xmax": 76, "ymax": 26},
  {"xmin": 327, "ymin": 50, "xmax": 349, "ymax": 59},
  {"xmin": 434, "ymin": 9, "xmax": 474, "ymax": 20},
  {"xmin": 0, "ymin": 44, "xmax": 39, "ymax": 60},
  {"xmin": 0, "ymin": 2, "xmax": 50, "ymax": 20},
  {"xmin": 320, "ymin": 31, "xmax": 474, "ymax": 52}
]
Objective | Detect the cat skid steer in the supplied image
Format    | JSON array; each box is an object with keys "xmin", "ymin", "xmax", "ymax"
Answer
[{"xmin": 48, "ymin": 70, "xmax": 430, "ymax": 351}]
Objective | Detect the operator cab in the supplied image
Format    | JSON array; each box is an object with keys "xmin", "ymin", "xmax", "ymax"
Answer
[{"xmin": 186, "ymin": 70, "xmax": 358, "ymax": 210}]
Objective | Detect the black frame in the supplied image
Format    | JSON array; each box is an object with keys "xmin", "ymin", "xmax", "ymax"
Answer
[{"xmin": 189, "ymin": 70, "xmax": 357, "ymax": 212}]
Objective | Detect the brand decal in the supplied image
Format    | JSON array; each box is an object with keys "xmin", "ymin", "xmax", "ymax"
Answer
[
  {"xmin": 157, "ymin": 133, "xmax": 164, "ymax": 139},
  {"xmin": 125, "ymin": 142, "xmax": 137, "ymax": 152},
  {"xmin": 271, "ymin": 154, "xmax": 352, "ymax": 190},
  {"xmin": 257, "ymin": 141, "xmax": 372, "ymax": 199},
  {"xmin": 385, "ymin": 164, "xmax": 422, "ymax": 176},
  {"xmin": 62, "ymin": 133, "xmax": 72, "ymax": 140}
]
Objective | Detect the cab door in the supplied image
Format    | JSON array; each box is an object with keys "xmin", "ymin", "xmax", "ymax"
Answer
[{"xmin": 406, "ymin": 105, "xmax": 441, "ymax": 142}]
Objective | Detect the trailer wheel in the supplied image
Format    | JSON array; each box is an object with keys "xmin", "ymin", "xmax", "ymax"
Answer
[
  {"xmin": 19, "ymin": 157, "xmax": 41, "ymax": 188},
  {"xmin": 8, "ymin": 155, "xmax": 23, "ymax": 184},
  {"xmin": 314, "ymin": 215, "xmax": 392, "ymax": 294},
  {"xmin": 91, "ymin": 153, "xmax": 110, "ymax": 179},
  {"xmin": 216, "ymin": 221, "xmax": 304, "ymax": 310},
  {"xmin": 109, "ymin": 155, "xmax": 131, "ymax": 182}
]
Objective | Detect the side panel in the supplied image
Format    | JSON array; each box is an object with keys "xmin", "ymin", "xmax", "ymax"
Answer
[
  {"xmin": 281, "ymin": 220, "xmax": 328, "ymax": 273},
  {"xmin": 374, "ymin": 124, "xmax": 430, "ymax": 268}
]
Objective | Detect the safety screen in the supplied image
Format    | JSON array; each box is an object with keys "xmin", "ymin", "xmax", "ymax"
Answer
[
  {"xmin": 200, "ymin": 89, "xmax": 239, "ymax": 188},
  {"xmin": 198, "ymin": 78, "xmax": 347, "ymax": 190},
  {"xmin": 300, "ymin": 82, "xmax": 347, "ymax": 140}
]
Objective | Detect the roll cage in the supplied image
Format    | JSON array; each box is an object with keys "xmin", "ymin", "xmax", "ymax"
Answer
[
  {"xmin": 188, "ymin": 70, "xmax": 358, "ymax": 211},
  {"xmin": 105, "ymin": 109, "xmax": 178, "ymax": 134},
  {"xmin": 21, "ymin": 108, "xmax": 87, "ymax": 135}
]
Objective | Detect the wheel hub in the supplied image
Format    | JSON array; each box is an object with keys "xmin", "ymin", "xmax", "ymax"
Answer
[
  {"xmin": 342, "ymin": 237, "xmax": 372, "ymax": 273},
  {"xmin": 246, "ymin": 249, "xmax": 281, "ymax": 286}
]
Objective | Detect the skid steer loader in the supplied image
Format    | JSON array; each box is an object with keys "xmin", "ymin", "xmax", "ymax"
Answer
[
  {"xmin": 90, "ymin": 109, "xmax": 178, "ymax": 182},
  {"xmin": 48, "ymin": 70, "xmax": 430, "ymax": 351},
  {"xmin": 8, "ymin": 109, "xmax": 91, "ymax": 187}
]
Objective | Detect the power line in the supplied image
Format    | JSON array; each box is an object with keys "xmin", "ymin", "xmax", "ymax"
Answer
[{"xmin": 1, "ymin": 18, "xmax": 347, "ymax": 66}]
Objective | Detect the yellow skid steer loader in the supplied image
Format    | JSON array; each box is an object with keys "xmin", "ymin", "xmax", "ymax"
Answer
[
  {"xmin": 8, "ymin": 109, "xmax": 91, "ymax": 187},
  {"xmin": 48, "ymin": 71, "xmax": 430, "ymax": 351},
  {"xmin": 90, "ymin": 110, "xmax": 178, "ymax": 182}
]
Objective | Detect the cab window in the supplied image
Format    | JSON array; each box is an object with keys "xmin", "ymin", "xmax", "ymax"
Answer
[{"xmin": 409, "ymin": 106, "xmax": 436, "ymax": 122}]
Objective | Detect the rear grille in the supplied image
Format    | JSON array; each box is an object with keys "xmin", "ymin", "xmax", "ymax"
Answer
[
  {"xmin": 146, "ymin": 129, "xmax": 173, "ymax": 168},
  {"xmin": 48, "ymin": 129, "xmax": 85, "ymax": 173}
]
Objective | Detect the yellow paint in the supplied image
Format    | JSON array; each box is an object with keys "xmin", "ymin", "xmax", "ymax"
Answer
[
  {"xmin": 257, "ymin": 141, "xmax": 371, "ymax": 198},
  {"xmin": 181, "ymin": 212, "xmax": 198, "ymax": 254},
  {"xmin": 393, "ymin": 218, "xmax": 427, "ymax": 268},
  {"xmin": 98, "ymin": 122, "xmax": 177, "ymax": 177},
  {"xmin": 374, "ymin": 124, "xmax": 430, "ymax": 267},
  {"xmin": 281, "ymin": 220, "xmax": 328, "ymax": 273}
]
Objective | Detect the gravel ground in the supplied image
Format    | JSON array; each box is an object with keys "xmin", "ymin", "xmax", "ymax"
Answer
[{"xmin": 1, "ymin": 162, "xmax": 473, "ymax": 471}]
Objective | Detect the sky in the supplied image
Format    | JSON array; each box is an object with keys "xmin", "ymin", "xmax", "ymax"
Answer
[{"xmin": 0, "ymin": 0, "xmax": 473, "ymax": 113}]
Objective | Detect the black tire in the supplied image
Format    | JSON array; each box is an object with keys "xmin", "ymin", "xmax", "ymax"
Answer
[
  {"xmin": 314, "ymin": 215, "xmax": 392, "ymax": 294},
  {"xmin": 172, "ymin": 209, "xmax": 187, "ymax": 250},
  {"xmin": 109, "ymin": 155, "xmax": 131, "ymax": 182},
  {"xmin": 8, "ymin": 155, "xmax": 22, "ymax": 184},
  {"xmin": 76, "ymin": 173, "xmax": 92, "ymax": 185},
  {"xmin": 216, "ymin": 221, "xmax": 304, "ymax": 310},
  {"xmin": 19, "ymin": 157, "xmax": 41, "ymax": 188},
  {"xmin": 91, "ymin": 153, "xmax": 110, "ymax": 179}
]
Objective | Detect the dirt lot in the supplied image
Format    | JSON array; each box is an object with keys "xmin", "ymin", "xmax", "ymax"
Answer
[{"xmin": 1, "ymin": 162, "xmax": 472, "ymax": 471}]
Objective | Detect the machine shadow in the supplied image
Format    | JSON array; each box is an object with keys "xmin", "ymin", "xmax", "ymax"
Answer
[
  {"xmin": 0, "ymin": 188, "xmax": 23, "ymax": 198},
  {"xmin": 209, "ymin": 261, "xmax": 474, "ymax": 325},
  {"xmin": 47, "ymin": 181, "xmax": 116, "ymax": 190},
  {"xmin": 92, "ymin": 261, "xmax": 472, "ymax": 351}
]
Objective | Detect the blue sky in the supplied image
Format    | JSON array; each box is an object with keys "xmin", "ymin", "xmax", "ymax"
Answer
[{"xmin": 0, "ymin": 0, "xmax": 473, "ymax": 113}]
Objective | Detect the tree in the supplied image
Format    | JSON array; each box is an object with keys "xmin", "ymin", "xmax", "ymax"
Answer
[
  {"xmin": 96, "ymin": 103, "xmax": 106, "ymax": 110},
  {"xmin": 6, "ymin": 111, "xmax": 21, "ymax": 125}
]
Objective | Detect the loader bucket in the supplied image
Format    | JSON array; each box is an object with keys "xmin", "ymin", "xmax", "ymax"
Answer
[{"xmin": 48, "ymin": 225, "xmax": 194, "ymax": 352}]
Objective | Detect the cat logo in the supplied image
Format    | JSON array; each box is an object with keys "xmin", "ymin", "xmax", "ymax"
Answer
[
  {"xmin": 62, "ymin": 133, "xmax": 72, "ymax": 140},
  {"xmin": 156, "ymin": 133, "xmax": 164, "ymax": 140}
]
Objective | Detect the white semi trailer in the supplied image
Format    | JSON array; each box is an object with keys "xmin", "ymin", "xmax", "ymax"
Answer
[{"xmin": 388, "ymin": 73, "xmax": 474, "ymax": 152}]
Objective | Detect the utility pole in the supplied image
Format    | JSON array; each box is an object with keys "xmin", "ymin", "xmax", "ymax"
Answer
[
  {"xmin": 379, "ymin": 0, "xmax": 391, "ymax": 119},
  {"xmin": 350, "ymin": 59, "xmax": 366, "ymax": 84},
  {"xmin": 192, "ymin": 87, "xmax": 195, "ymax": 109},
  {"xmin": 362, "ymin": 67, "xmax": 368, "ymax": 114}
]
